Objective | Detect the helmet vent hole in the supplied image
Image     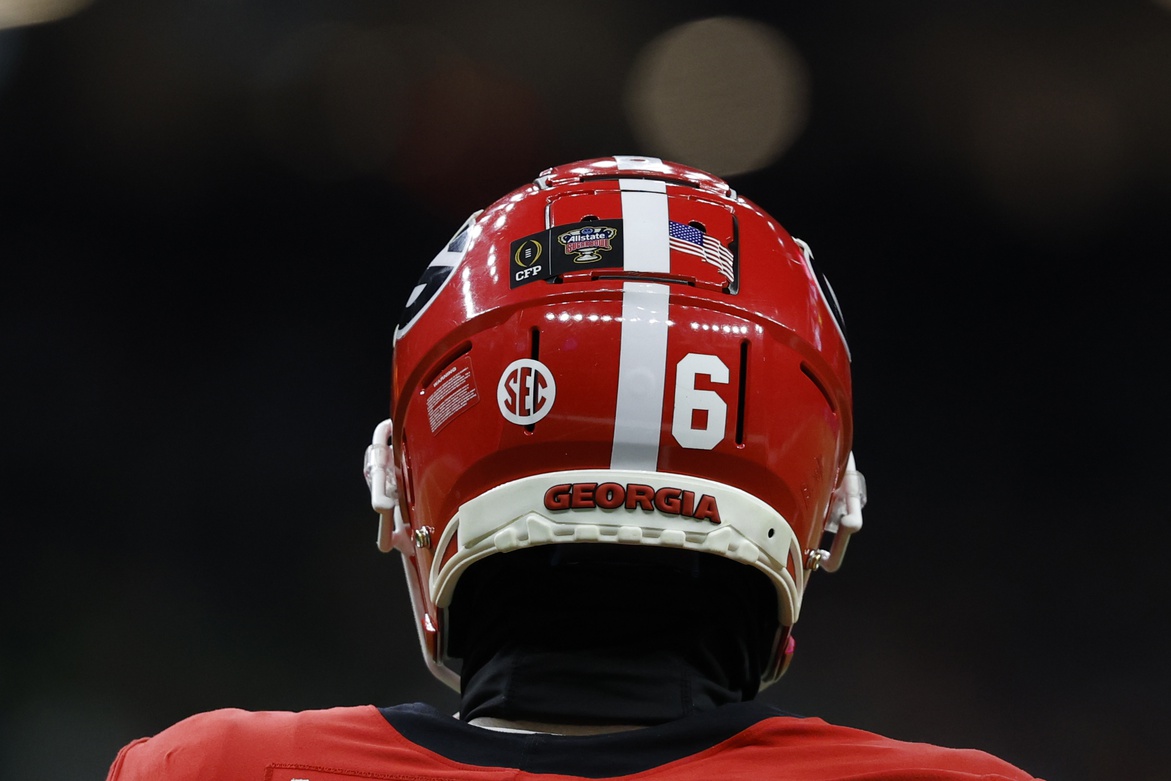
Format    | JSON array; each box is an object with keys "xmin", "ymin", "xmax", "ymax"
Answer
[
  {"xmin": 580, "ymin": 214, "xmax": 599, "ymax": 222},
  {"xmin": 735, "ymin": 339, "xmax": 749, "ymax": 445},
  {"xmin": 767, "ymin": 528, "xmax": 775, "ymax": 538},
  {"xmin": 688, "ymin": 220, "xmax": 707, "ymax": 233},
  {"xmin": 800, "ymin": 363, "xmax": 837, "ymax": 412},
  {"xmin": 400, "ymin": 432, "xmax": 415, "ymax": 507},
  {"xmin": 525, "ymin": 327, "xmax": 542, "ymax": 434}
]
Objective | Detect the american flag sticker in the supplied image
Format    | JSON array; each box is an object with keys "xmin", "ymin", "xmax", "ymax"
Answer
[{"xmin": 668, "ymin": 221, "xmax": 737, "ymax": 289}]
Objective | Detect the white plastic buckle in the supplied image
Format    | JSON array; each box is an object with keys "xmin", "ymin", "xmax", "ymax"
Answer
[
  {"xmin": 814, "ymin": 451, "xmax": 866, "ymax": 572},
  {"xmin": 363, "ymin": 418, "xmax": 411, "ymax": 555}
]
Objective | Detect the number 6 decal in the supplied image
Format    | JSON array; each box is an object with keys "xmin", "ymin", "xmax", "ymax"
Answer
[{"xmin": 672, "ymin": 353, "xmax": 729, "ymax": 450}]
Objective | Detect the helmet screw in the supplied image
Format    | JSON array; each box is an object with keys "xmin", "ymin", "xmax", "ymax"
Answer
[
  {"xmin": 413, "ymin": 527, "xmax": 434, "ymax": 550},
  {"xmin": 804, "ymin": 549, "xmax": 826, "ymax": 571}
]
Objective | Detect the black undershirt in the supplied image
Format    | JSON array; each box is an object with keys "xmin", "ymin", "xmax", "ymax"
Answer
[
  {"xmin": 446, "ymin": 545, "xmax": 780, "ymax": 727},
  {"xmin": 378, "ymin": 699, "xmax": 797, "ymax": 777}
]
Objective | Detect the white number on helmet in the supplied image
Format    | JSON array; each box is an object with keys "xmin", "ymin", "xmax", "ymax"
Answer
[{"xmin": 671, "ymin": 353, "xmax": 729, "ymax": 450}]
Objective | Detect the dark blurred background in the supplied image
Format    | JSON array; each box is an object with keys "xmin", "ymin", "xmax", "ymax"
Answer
[{"xmin": 3, "ymin": 1, "xmax": 1169, "ymax": 779}]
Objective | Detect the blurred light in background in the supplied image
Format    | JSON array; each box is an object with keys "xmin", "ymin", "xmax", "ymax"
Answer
[
  {"xmin": 884, "ymin": 5, "xmax": 1171, "ymax": 245},
  {"xmin": 249, "ymin": 22, "xmax": 417, "ymax": 181},
  {"xmin": 965, "ymin": 48, "xmax": 1129, "ymax": 242},
  {"xmin": 0, "ymin": 0, "xmax": 91, "ymax": 30},
  {"xmin": 376, "ymin": 47, "xmax": 550, "ymax": 217},
  {"xmin": 624, "ymin": 16, "xmax": 810, "ymax": 177}
]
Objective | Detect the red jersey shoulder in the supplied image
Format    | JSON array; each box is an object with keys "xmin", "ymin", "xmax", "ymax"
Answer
[
  {"xmin": 106, "ymin": 706, "xmax": 1043, "ymax": 781},
  {"xmin": 105, "ymin": 706, "xmax": 394, "ymax": 781},
  {"xmin": 722, "ymin": 714, "xmax": 1041, "ymax": 780}
]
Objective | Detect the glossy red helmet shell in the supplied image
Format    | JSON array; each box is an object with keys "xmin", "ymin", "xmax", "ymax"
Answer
[{"xmin": 365, "ymin": 155, "xmax": 865, "ymax": 690}]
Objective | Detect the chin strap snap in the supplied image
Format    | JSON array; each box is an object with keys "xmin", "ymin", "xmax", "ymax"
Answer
[
  {"xmin": 363, "ymin": 418, "xmax": 412, "ymax": 555},
  {"xmin": 812, "ymin": 451, "xmax": 866, "ymax": 573}
]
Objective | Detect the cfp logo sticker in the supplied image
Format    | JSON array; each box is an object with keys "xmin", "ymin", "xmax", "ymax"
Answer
[
  {"xmin": 497, "ymin": 359, "xmax": 556, "ymax": 425},
  {"xmin": 558, "ymin": 225, "xmax": 616, "ymax": 263},
  {"xmin": 512, "ymin": 237, "xmax": 544, "ymax": 285}
]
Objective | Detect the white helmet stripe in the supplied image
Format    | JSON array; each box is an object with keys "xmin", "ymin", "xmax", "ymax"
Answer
[
  {"xmin": 611, "ymin": 174, "xmax": 671, "ymax": 469},
  {"xmin": 611, "ymin": 281, "xmax": 670, "ymax": 470},
  {"xmin": 614, "ymin": 154, "xmax": 667, "ymax": 172},
  {"xmin": 618, "ymin": 178, "xmax": 670, "ymax": 272}
]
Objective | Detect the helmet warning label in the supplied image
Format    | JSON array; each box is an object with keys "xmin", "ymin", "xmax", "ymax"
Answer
[{"xmin": 423, "ymin": 354, "xmax": 479, "ymax": 434}]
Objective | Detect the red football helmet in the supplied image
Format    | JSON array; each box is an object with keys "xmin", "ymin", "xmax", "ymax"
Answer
[{"xmin": 365, "ymin": 155, "xmax": 866, "ymax": 690}]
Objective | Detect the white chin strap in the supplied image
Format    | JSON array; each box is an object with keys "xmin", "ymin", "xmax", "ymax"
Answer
[
  {"xmin": 364, "ymin": 419, "xmax": 409, "ymax": 555},
  {"xmin": 811, "ymin": 452, "xmax": 866, "ymax": 572}
]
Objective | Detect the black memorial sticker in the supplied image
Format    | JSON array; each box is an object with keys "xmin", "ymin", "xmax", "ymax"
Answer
[{"xmin": 509, "ymin": 220, "xmax": 624, "ymax": 288}]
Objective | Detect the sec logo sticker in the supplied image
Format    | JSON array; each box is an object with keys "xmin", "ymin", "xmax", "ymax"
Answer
[{"xmin": 497, "ymin": 359, "xmax": 556, "ymax": 425}]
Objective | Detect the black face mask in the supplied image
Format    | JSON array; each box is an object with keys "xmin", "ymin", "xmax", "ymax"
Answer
[{"xmin": 447, "ymin": 544, "xmax": 779, "ymax": 726}]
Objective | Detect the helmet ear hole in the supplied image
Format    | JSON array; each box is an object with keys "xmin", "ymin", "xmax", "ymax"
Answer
[{"xmin": 400, "ymin": 434, "xmax": 415, "ymax": 509}]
